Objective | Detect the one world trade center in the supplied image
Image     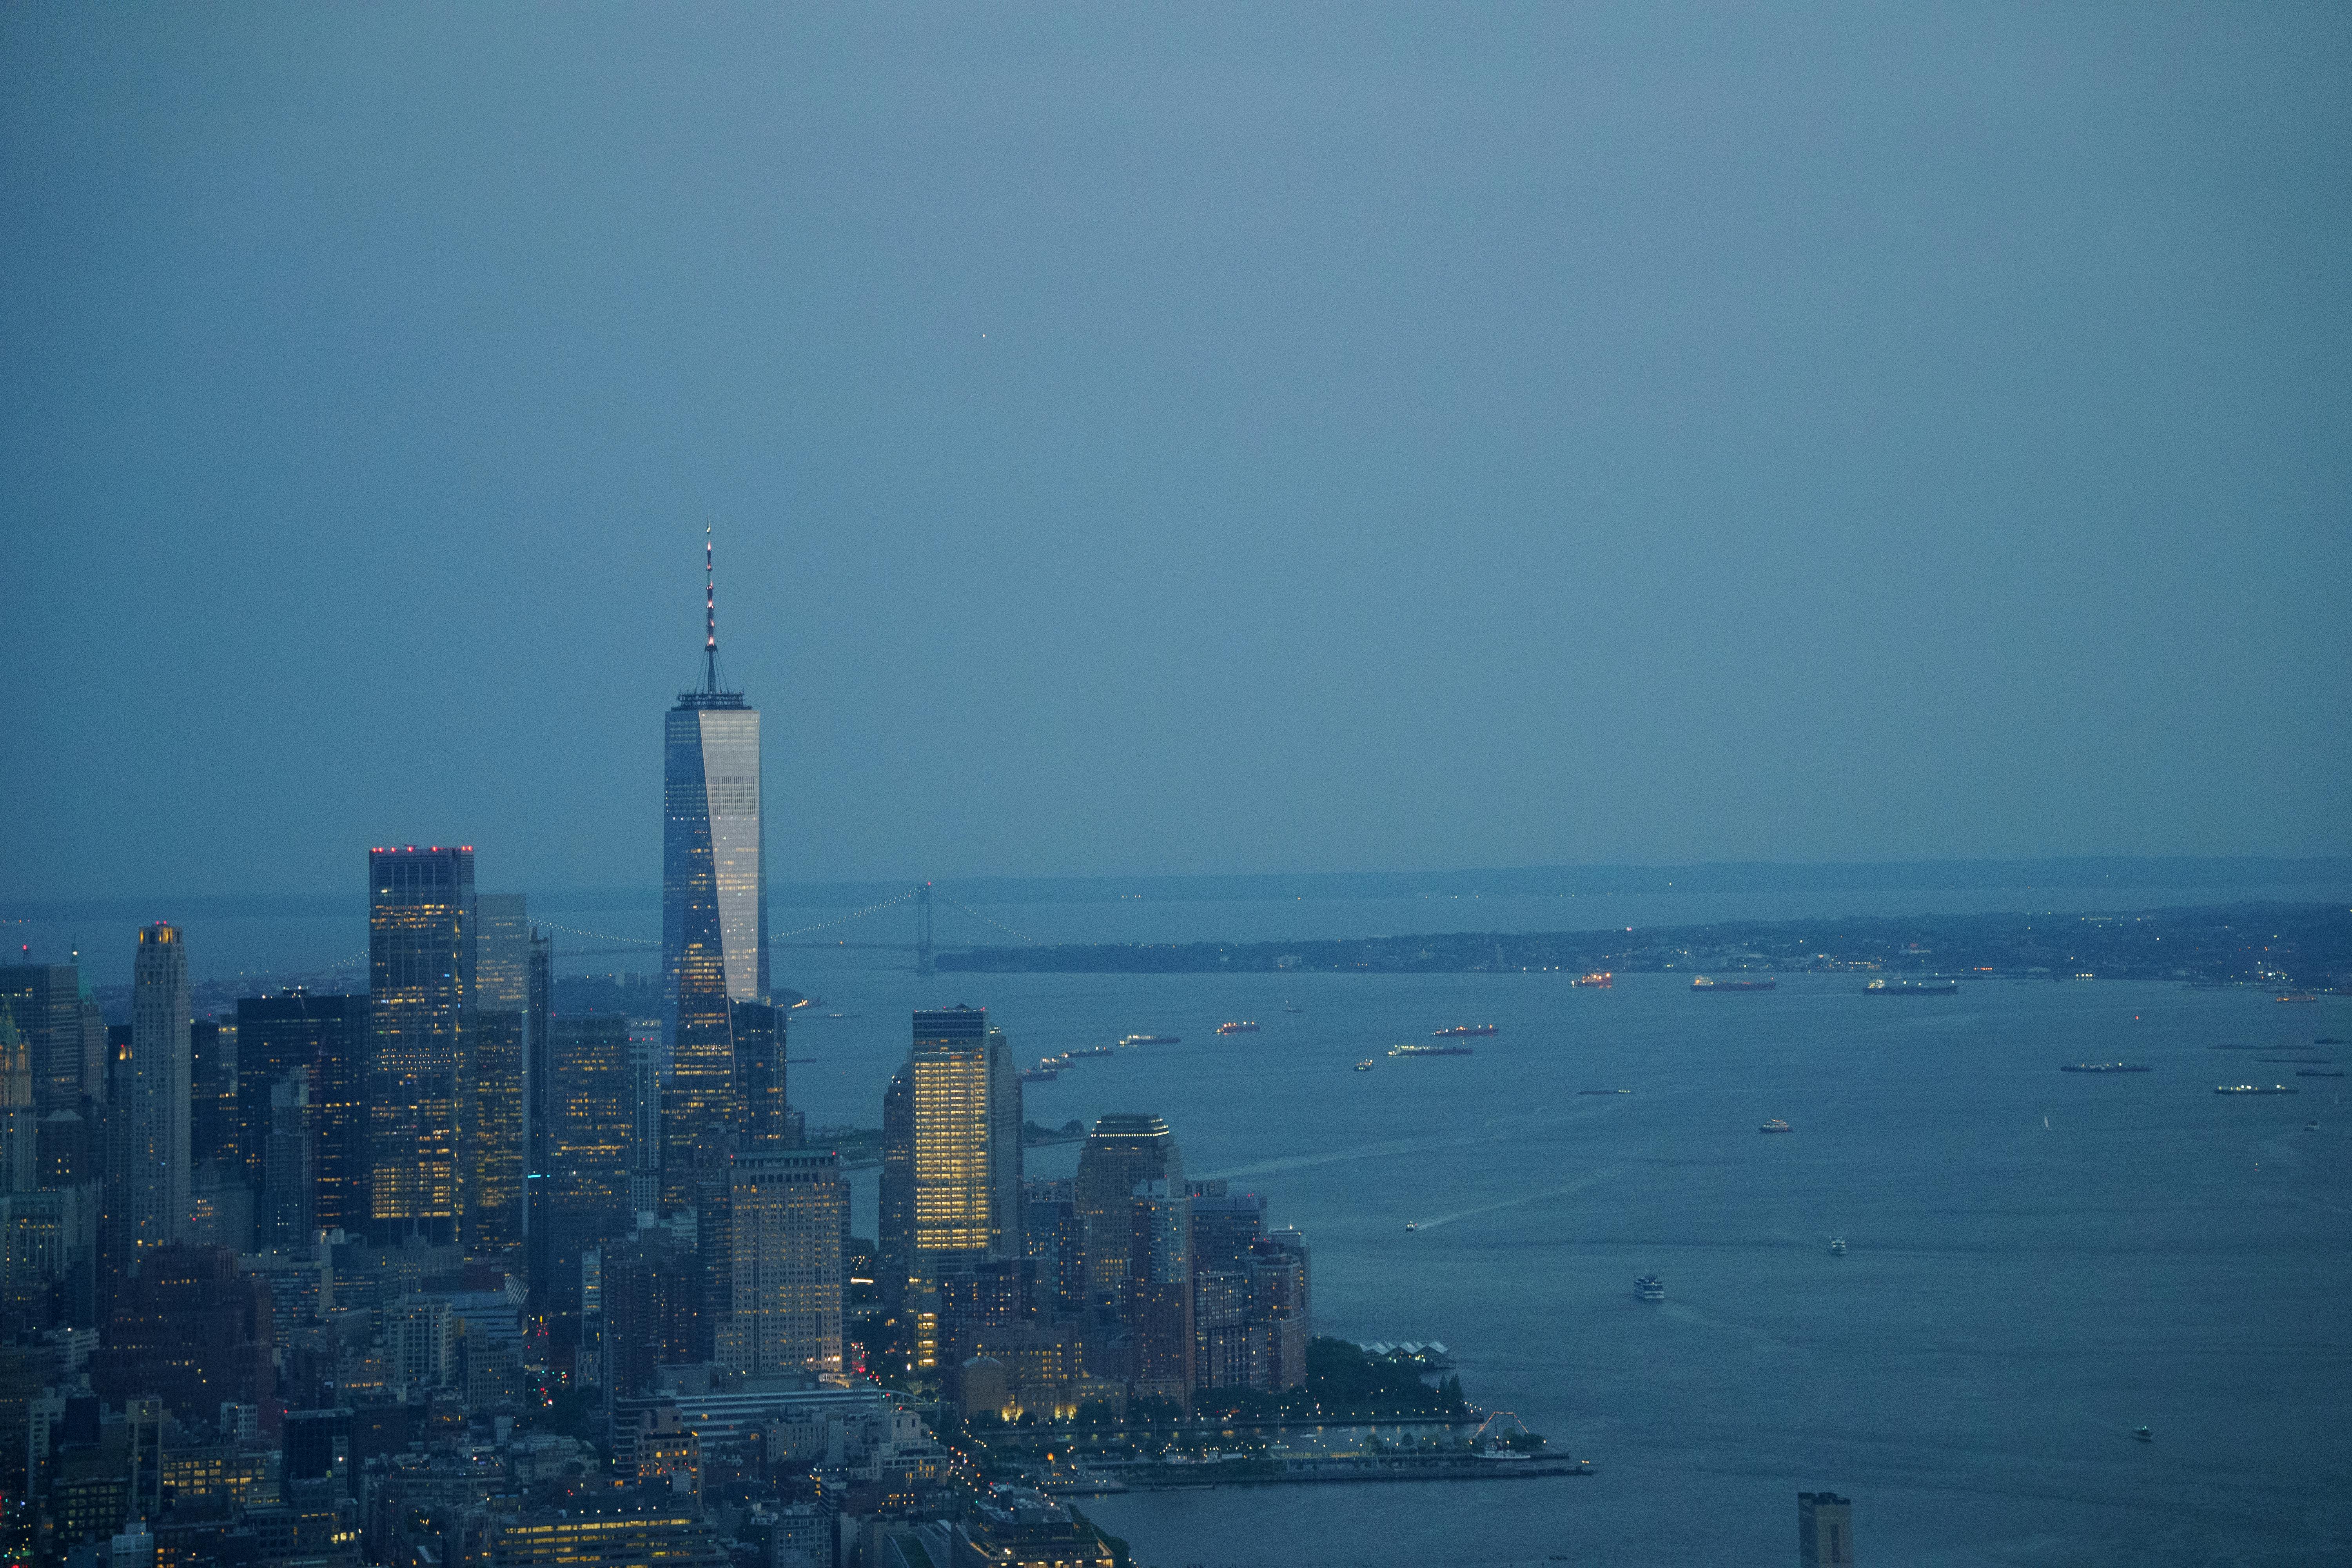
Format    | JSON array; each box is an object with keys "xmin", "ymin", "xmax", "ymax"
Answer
[{"xmin": 661, "ymin": 531, "xmax": 770, "ymax": 1207}]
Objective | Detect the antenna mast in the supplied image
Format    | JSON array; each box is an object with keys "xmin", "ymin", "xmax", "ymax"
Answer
[{"xmin": 703, "ymin": 526, "xmax": 720, "ymax": 694}]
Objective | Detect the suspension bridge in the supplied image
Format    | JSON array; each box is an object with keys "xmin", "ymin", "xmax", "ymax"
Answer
[{"xmin": 546, "ymin": 882, "xmax": 1038, "ymax": 975}]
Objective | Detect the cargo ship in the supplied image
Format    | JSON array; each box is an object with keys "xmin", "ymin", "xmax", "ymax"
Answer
[
  {"xmin": 2061, "ymin": 1063, "xmax": 2150, "ymax": 1073},
  {"xmin": 1865, "ymin": 977, "xmax": 1958, "ymax": 995},
  {"xmin": 1216, "ymin": 1022, "xmax": 1260, "ymax": 1035},
  {"xmin": 1692, "ymin": 976, "xmax": 1777, "ymax": 992},
  {"xmin": 1574, "ymin": 972, "xmax": 1613, "ymax": 988},
  {"xmin": 2214, "ymin": 1084, "xmax": 2298, "ymax": 1095},
  {"xmin": 1119, "ymin": 1034, "xmax": 1180, "ymax": 1046},
  {"xmin": 1432, "ymin": 1024, "xmax": 1499, "ymax": 1038},
  {"xmin": 1389, "ymin": 1043, "xmax": 1474, "ymax": 1058}
]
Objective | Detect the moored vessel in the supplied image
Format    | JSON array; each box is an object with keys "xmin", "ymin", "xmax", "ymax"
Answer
[
  {"xmin": 1216, "ymin": 1021, "xmax": 1261, "ymax": 1035},
  {"xmin": 2214, "ymin": 1084, "xmax": 2298, "ymax": 1095},
  {"xmin": 1865, "ymin": 977, "xmax": 1959, "ymax": 995},
  {"xmin": 1389, "ymin": 1043, "xmax": 1474, "ymax": 1057},
  {"xmin": 1432, "ymin": 1024, "xmax": 1499, "ymax": 1038},
  {"xmin": 2061, "ymin": 1063, "xmax": 2149, "ymax": 1073},
  {"xmin": 1119, "ymin": 1034, "xmax": 1180, "ymax": 1046},
  {"xmin": 1692, "ymin": 975, "xmax": 1776, "ymax": 992}
]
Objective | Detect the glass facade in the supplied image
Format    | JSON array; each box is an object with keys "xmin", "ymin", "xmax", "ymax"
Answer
[
  {"xmin": 367, "ymin": 846, "xmax": 473, "ymax": 1244},
  {"xmin": 544, "ymin": 1014, "xmax": 635, "ymax": 1316},
  {"xmin": 715, "ymin": 1149, "xmax": 845, "ymax": 1377},
  {"xmin": 661, "ymin": 703, "xmax": 768, "ymax": 1061},
  {"xmin": 123, "ymin": 925, "xmax": 193, "ymax": 1257}
]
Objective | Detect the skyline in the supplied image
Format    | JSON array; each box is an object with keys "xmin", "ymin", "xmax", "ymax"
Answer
[{"xmin": 5, "ymin": 5, "xmax": 2349, "ymax": 901}]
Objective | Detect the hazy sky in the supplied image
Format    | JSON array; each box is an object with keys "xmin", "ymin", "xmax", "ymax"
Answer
[{"xmin": 4, "ymin": 4, "xmax": 2347, "ymax": 899}]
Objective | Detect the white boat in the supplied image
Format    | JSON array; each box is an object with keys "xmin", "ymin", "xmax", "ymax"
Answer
[{"xmin": 1405, "ymin": 1221, "xmax": 1418, "ymax": 1232}]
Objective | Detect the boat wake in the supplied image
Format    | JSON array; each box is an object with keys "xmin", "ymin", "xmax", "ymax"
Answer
[{"xmin": 1410, "ymin": 1169, "xmax": 1621, "ymax": 1231}]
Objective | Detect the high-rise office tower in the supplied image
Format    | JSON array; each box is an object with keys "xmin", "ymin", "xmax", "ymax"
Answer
[
  {"xmin": 716, "ymin": 1149, "xmax": 845, "ymax": 1377},
  {"xmin": 189, "ymin": 1018, "xmax": 238, "ymax": 1176},
  {"xmin": 0, "ymin": 965, "xmax": 91, "ymax": 1115},
  {"xmin": 731, "ymin": 1001, "xmax": 791, "ymax": 1151},
  {"xmin": 661, "ymin": 534, "xmax": 768, "ymax": 1211},
  {"xmin": 1022, "ymin": 1178, "xmax": 1085, "ymax": 1318},
  {"xmin": 543, "ymin": 1016, "xmax": 636, "ymax": 1319},
  {"xmin": 367, "ymin": 846, "xmax": 474, "ymax": 1245},
  {"xmin": 122, "ymin": 927, "xmax": 192, "ymax": 1259},
  {"xmin": 235, "ymin": 991, "xmax": 368, "ymax": 1236},
  {"xmin": 1125, "ymin": 1178, "xmax": 1193, "ymax": 1404},
  {"xmin": 524, "ymin": 928, "xmax": 555, "ymax": 1306},
  {"xmin": 906, "ymin": 1006, "xmax": 1022, "ymax": 1292},
  {"xmin": 256, "ymin": 1077, "xmax": 313, "ymax": 1251},
  {"xmin": 878, "ymin": 1067, "xmax": 913, "ymax": 1312},
  {"xmin": 0, "ymin": 1005, "xmax": 36, "ymax": 1194},
  {"xmin": 1799, "ymin": 1492, "xmax": 1855, "ymax": 1566},
  {"xmin": 1073, "ymin": 1113, "xmax": 1182, "ymax": 1301},
  {"xmin": 472, "ymin": 893, "xmax": 529, "ymax": 1255}
]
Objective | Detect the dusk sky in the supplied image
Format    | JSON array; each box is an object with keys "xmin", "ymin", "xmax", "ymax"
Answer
[{"xmin": 4, "ymin": 4, "xmax": 2347, "ymax": 899}]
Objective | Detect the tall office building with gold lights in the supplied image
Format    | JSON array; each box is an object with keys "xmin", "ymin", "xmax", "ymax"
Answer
[
  {"xmin": 367, "ymin": 846, "xmax": 473, "ymax": 1245},
  {"xmin": 904, "ymin": 1005, "xmax": 1021, "ymax": 1294}
]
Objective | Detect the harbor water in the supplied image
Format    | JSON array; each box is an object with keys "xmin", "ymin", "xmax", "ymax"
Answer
[{"xmin": 788, "ymin": 965, "xmax": 2350, "ymax": 1567}]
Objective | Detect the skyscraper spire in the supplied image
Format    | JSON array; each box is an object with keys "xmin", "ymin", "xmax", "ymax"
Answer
[{"xmin": 703, "ymin": 526, "xmax": 720, "ymax": 695}]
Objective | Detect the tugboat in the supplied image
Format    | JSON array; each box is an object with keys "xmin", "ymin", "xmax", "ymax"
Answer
[
  {"xmin": 1828, "ymin": 1236, "xmax": 1847, "ymax": 1256},
  {"xmin": 2132, "ymin": 1426, "xmax": 2153, "ymax": 1443},
  {"xmin": 1634, "ymin": 1275, "xmax": 1665, "ymax": 1301}
]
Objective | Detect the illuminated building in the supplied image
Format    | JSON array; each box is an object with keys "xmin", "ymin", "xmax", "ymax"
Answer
[
  {"xmin": 906, "ymin": 1007, "xmax": 1021, "ymax": 1296},
  {"xmin": 524, "ymin": 928, "xmax": 554, "ymax": 1306},
  {"xmin": 960, "ymin": 1486, "xmax": 1116, "ymax": 1568},
  {"xmin": 471, "ymin": 892, "xmax": 530, "ymax": 1253},
  {"xmin": 116, "ymin": 926, "xmax": 192, "ymax": 1261},
  {"xmin": 543, "ymin": 1016, "xmax": 636, "ymax": 1319},
  {"xmin": 366, "ymin": 847, "xmax": 473, "ymax": 1245},
  {"xmin": 1800, "ymin": 1491, "xmax": 1855, "ymax": 1567},
  {"xmin": 661, "ymin": 533, "xmax": 767, "ymax": 1210},
  {"xmin": 0, "ymin": 1003, "xmax": 34, "ymax": 1193},
  {"xmin": 715, "ymin": 1149, "xmax": 845, "ymax": 1377},
  {"xmin": 1072, "ymin": 1114, "xmax": 1181, "ymax": 1300},
  {"xmin": 235, "ymin": 991, "xmax": 368, "ymax": 1235},
  {"xmin": 484, "ymin": 1507, "xmax": 726, "ymax": 1568}
]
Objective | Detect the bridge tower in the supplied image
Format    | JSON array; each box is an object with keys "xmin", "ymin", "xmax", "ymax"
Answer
[{"xmin": 916, "ymin": 883, "xmax": 935, "ymax": 976}]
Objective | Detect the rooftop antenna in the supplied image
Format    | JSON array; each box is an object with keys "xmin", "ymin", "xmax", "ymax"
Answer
[{"xmin": 702, "ymin": 526, "xmax": 721, "ymax": 694}]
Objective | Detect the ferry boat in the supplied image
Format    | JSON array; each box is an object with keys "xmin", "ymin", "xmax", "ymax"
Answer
[
  {"xmin": 1634, "ymin": 1275, "xmax": 1665, "ymax": 1301},
  {"xmin": 1216, "ymin": 1022, "xmax": 1261, "ymax": 1035},
  {"xmin": 1865, "ymin": 977, "xmax": 1958, "ymax": 995},
  {"xmin": 1691, "ymin": 976, "xmax": 1777, "ymax": 992},
  {"xmin": 2061, "ymin": 1063, "xmax": 2150, "ymax": 1073},
  {"xmin": 2214, "ymin": 1084, "xmax": 2298, "ymax": 1095},
  {"xmin": 1574, "ymin": 972, "xmax": 1613, "ymax": 987},
  {"xmin": 1353, "ymin": 1060, "xmax": 1376, "ymax": 1073},
  {"xmin": 1432, "ymin": 1024, "xmax": 1499, "ymax": 1038},
  {"xmin": 1828, "ymin": 1236, "xmax": 1847, "ymax": 1256},
  {"xmin": 1389, "ymin": 1043, "xmax": 1474, "ymax": 1058},
  {"xmin": 1119, "ymin": 1034, "xmax": 1180, "ymax": 1046},
  {"xmin": 1759, "ymin": 1118, "xmax": 1792, "ymax": 1133}
]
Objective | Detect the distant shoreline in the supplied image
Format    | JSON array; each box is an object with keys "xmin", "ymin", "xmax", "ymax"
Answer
[{"xmin": 935, "ymin": 900, "xmax": 2352, "ymax": 988}]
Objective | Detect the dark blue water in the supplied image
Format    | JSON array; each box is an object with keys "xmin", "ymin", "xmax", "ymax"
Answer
[{"xmin": 788, "ymin": 967, "xmax": 2350, "ymax": 1567}]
